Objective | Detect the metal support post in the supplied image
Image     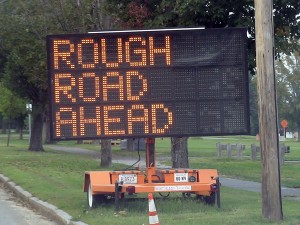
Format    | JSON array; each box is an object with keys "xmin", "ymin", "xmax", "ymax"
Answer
[
  {"xmin": 115, "ymin": 181, "xmax": 120, "ymax": 212},
  {"xmin": 216, "ymin": 177, "xmax": 221, "ymax": 208},
  {"xmin": 146, "ymin": 138, "xmax": 156, "ymax": 183}
]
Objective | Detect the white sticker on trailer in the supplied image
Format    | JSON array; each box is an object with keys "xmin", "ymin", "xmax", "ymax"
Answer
[
  {"xmin": 174, "ymin": 173, "xmax": 189, "ymax": 182},
  {"xmin": 118, "ymin": 174, "xmax": 137, "ymax": 184},
  {"xmin": 154, "ymin": 186, "xmax": 192, "ymax": 192}
]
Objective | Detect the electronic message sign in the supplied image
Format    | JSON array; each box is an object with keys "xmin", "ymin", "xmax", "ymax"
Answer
[{"xmin": 47, "ymin": 27, "xmax": 250, "ymax": 140}]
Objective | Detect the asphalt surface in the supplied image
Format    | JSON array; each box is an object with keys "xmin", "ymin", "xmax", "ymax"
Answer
[
  {"xmin": 46, "ymin": 144, "xmax": 300, "ymax": 200},
  {"xmin": 0, "ymin": 175, "xmax": 87, "ymax": 225},
  {"xmin": 0, "ymin": 184, "xmax": 56, "ymax": 225}
]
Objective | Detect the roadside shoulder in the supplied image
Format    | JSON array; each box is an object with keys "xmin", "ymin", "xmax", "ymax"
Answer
[{"xmin": 0, "ymin": 174, "xmax": 88, "ymax": 225}]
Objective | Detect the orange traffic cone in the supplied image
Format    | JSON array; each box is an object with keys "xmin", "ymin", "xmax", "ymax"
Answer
[{"xmin": 148, "ymin": 193, "xmax": 160, "ymax": 225}]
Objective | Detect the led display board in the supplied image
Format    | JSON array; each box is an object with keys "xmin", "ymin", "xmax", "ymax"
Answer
[{"xmin": 47, "ymin": 27, "xmax": 250, "ymax": 140}]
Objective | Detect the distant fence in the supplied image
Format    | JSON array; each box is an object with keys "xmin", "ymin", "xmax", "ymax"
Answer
[
  {"xmin": 82, "ymin": 139, "xmax": 121, "ymax": 145},
  {"xmin": 250, "ymin": 143, "xmax": 290, "ymax": 166},
  {"xmin": 217, "ymin": 142, "xmax": 290, "ymax": 165},
  {"xmin": 216, "ymin": 143, "xmax": 245, "ymax": 160}
]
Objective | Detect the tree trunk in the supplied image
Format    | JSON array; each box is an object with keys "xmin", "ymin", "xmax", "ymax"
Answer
[
  {"xmin": 100, "ymin": 139, "xmax": 112, "ymax": 167},
  {"xmin": 126, "ymin": 138, "xmax": 134, "ymax": 151},
  {"xmin": 1, "ymin": 119, "xmax": 7, "ymax": 134},
  {"xmin": 28, "ymin": 103, "xmax": 44, "ymax": 151},
  {"xmin": 171, "ymin": 137, "xmax": 189, "ymax": 168},
  {"xmin": 16, "ymin": 114, "xmax": 26, "ymax": 140},
  {"xmin": 19, "ymin": 127, "xmax": 23, "ymax": 140},
  {"xmin": 6, "ymin": 121, "xmax": 11, "ymax": 147},
  {"xmin": 98, "ymin": 0, "xmax": 112, "ymax": 30},
  {"xmin": 42, "ymin": 119, "xmax": 47, "ymax": 144},
  {"xmin": 297, "ymin": 126, "xmax": 300, "ymax": 142},
  {"xmin": 44, "ymin": 104, "xmax": 56, "ymax": 144}
]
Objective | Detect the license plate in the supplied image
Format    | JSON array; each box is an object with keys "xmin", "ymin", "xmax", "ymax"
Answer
[
  {"xmin": 118, "ymin": 174, "xmax": 138, "ymax": 184},
  {"xmin": 174, "ymin": 173, "xmax": 189, "ymax": 182}
]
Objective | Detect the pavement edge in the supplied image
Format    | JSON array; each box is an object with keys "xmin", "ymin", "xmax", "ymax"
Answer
[{"xmin": 0, "ymin": 174, "xmax": 88, "ymax": 225}]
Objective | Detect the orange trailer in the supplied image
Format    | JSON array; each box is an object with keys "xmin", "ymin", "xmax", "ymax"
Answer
[{"xmin": 83, "ymin": 138, "xmax": 220, "ymax": 208}]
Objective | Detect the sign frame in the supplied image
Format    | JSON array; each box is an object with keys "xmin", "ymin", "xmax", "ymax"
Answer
[{"xmin": 47, "ymin": 27, "xmax": 250, "ymax": 140}]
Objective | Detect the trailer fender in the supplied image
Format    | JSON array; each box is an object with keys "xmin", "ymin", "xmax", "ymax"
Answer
[
  {"xmin": 83, "ymin": 171, "xmax": 111, "ymax": 192},
  {"xmin": 197, "ymin": 169, "xmax": 218, "ymax": 183}
]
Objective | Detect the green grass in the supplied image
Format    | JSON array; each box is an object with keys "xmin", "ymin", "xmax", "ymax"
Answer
[{"xmin": 1, "ymin": 133, "xmax": 300, "ymax": 225}]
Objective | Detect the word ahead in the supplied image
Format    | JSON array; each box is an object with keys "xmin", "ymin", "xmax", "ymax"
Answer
[{"xmin": 47, "ymin": 28, "xmax": 250, "ymax": 140}]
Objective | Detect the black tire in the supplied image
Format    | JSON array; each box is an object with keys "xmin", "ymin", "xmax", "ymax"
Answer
[
  {"xmin": 159, "ymin": 192, "xmax": 170, "ymax": 198},
  {"xmin": 203, "ymin": 192, "xmax": 216, "ymax": 205},
  {"xmin": 182, "ymin": 192, "xmax": 191, "ymax": 198},
  {"xmin": 196, "ymin": 192, "xmax": 216, "ymax": 206}
]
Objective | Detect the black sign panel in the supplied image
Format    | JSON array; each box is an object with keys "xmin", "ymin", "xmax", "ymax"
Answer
[{"xmin": 47, "ymin": 27, "xmax": 250, "ymax": 140}]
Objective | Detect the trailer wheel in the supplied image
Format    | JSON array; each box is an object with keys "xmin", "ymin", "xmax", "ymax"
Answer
[
  {"xmin": 203, "ymin": 192, "xmax": 216, "ymax": 205},
  {"xmin": 87, "ymin": 180, "xmax": 105, "ymax": 208},
  {"xmin": 158, "ymin": 192, "xmax": 170, "ymax": 198},
  {"xmin": 182, "ymin": 192, "xmax": 191, "ymax": 198},
  {"xmin": 87, "ymin": 181, "xmax": 96, "ymax": 208},
  {"xmin": 196, "ymin": 192, "xmax": 216, "ymax": 206}
]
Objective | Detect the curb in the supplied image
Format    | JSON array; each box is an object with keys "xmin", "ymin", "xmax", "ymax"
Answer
[{"xmin": 0, "ymin": 174, "xmax": 88, "ymax": 225}]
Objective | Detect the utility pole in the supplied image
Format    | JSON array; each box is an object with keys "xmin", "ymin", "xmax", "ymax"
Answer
[{"xmin": 254, "ymin": 0, "xmax": 283, "ymax": 221}]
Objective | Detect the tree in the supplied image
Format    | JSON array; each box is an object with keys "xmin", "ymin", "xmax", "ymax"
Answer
[
  {"xmin": 92, "ymin": 0, "xmax": 114, "ymax": 167},
  {"xmin": 105, "ymin": 0, "xmax": 300, "ymax": 73},
  {"xmin": 126, "ymin": 138, "xmax": 135, "ymax": 151},
  {"xmin": 276, "ymin": 50, "xmax": 300, "ymax": 141},
  {"xmin": 0, "ymin": 0, "xmax": 53, "ymax": 151},
  {"xmin": 0, "ymin": 0, "xmax": 112, "ymax": 152},
  {"xmin": 171, "ymin": 137, "xmax": 189, "ymax": 168},
  {"xmin": 249, "ymin": 77, "xmax": 259, "ymax": 135},
  {"xmin": 100, "ymin": 139, "xmax": 112, "ymax": 167},
  {"xmin": 0, "ymin": 83, "xmax": 27, "ymax": 146}
]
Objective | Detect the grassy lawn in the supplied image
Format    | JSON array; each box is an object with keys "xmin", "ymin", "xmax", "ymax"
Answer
[
  {"xmin": 57, "ymin": 135, "xmax": 300, "ymax": 188},
  {"xmin": 0, "ymin": 133, "xmax": 300, "ymax": 225}
]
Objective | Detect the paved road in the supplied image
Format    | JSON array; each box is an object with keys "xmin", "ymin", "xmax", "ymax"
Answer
[
  {"xmin": 219, "ymin": 177, "xmax": 300, "ymax": 201},
  {"xmin": 0, "ymin": 184, "xmax": 56, "ymax": 225},
  {"xmin": 46, "ymin": 145, "xmax": 300, "ymax": 200}
]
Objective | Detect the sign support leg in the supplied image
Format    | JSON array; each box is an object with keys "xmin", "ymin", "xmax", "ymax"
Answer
[
  {"xmin": 115, "ymin": 181, "xmax": 120, "ymax": 212},
  {"xmin": 216, "ymin": 177, "xmax": 221, "ymax": 208},
  {"xmin": 146, "ymin": 138, "xmax": 156, "ymax": 183}
]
